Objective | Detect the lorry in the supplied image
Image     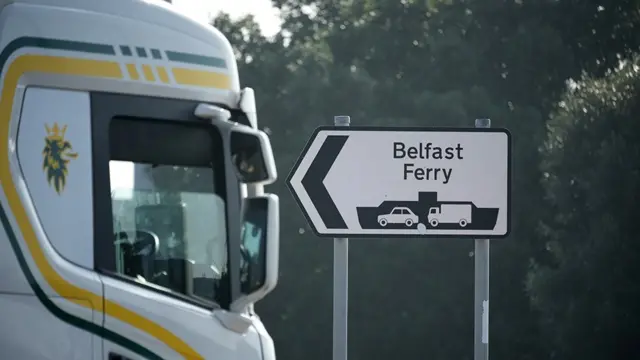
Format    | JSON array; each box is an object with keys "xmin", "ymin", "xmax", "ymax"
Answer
[
  {"xmin": 427, "ymin": 203, "xmax": 472, "ymax": 228},
  {"xmin": 0, "ymin": 0, "xmax": 281, "ymax": 359}
]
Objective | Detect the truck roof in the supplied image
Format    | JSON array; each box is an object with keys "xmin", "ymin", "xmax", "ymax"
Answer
[
  {"xmin": 0, "ymin": 0, "xmax": 241, "ymax": 107},
  {"xmin": 0, "ymin": 0, "xmax": 232, "ymax": 52}
]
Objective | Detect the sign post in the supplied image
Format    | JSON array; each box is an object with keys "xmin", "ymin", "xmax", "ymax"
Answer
[
  {"xmin": 332, "ymin": 115, "xmax": 350, "ymax": 360},
  {"xmin": 287, "ymin": 122, "xmax": 511, "ymax": 359},
  {"xmin": 474, "ymin": 118, "xmax": 491, "ymax": 360}
]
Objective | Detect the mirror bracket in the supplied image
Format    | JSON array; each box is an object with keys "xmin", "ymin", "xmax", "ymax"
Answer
[
  {"xmin": 239, "ymin": 87, "xmax": 258, "ymax": 129},
  {"xmin": 213, "ymin": 309, "xmax": 253, "ymax": 334},
  {"xmin": 194, "ymin": 103, "xmax": 232, "ymax": 123}
]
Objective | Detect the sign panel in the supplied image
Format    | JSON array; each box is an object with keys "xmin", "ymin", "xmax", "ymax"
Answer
[{"xmin": 287, "ymin": 126, "xmax": 511, "ymax": 238}]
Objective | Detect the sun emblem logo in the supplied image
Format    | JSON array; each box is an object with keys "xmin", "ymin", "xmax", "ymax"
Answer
[{"xmin": 42, "ymin": 123, "xmax": 78, "ymax": 194}]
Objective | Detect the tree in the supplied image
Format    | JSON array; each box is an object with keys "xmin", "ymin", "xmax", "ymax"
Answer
[{"xmin": 529, "ymin": 56, "xmax": 640, "ymax": 359}]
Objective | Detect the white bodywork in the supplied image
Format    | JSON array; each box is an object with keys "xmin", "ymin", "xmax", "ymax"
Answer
[
  {"xmin": 428, "ymin": 204, "xmax": 472, "ymax": 226},
  {"xmin": 0, "ymin": 0, "xmax": 275, "ymax": 359}
]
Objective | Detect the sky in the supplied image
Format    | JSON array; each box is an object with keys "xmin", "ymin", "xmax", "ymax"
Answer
[{"xmin": 172, "ymin": 0, "xmax": 282, "ymax": 37}]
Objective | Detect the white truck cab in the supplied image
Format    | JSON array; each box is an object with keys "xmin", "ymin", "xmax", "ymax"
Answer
[{"xmin": 0, "ymin": 0, "xmax": 279, "ymax": 359}]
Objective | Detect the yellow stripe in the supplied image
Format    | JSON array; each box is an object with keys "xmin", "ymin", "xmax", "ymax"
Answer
[
  {"xmin": 0, "ymin": 54, "xmax": 202, "ymax": 359},
  {"xmin": 141, "ymin": 64, "xmax": 155, "ymax": 82},
  {"xmin": 126, "ymin": 63, "xmax": 140, "ymax": 80},
  {"xmin": 156, "ymin": 66, "xmax": 170, "ymax": 84},
  {"xmin": 172, "ymin": 67, "xmax": 230, "ymax": 89}
]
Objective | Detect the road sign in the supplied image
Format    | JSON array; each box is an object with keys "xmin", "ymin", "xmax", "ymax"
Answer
[{"xmin": 287, "ymin": 126, "xmax": 511, "ymax": 238}]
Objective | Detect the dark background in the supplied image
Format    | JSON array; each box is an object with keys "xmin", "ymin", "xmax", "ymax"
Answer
[{"xmin": 211, "ymin": 1, "xmax": 640, "ymax": 359}]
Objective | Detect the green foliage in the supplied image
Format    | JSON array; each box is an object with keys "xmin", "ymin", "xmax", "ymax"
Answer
[{"xmin": 529, "ymin": 57, "xmax": 640, "ymax": 359}]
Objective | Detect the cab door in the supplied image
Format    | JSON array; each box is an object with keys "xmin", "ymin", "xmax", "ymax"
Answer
[
  {"xmin": 14, "ymin": 87, "xmax": 102, "ymax": 360},
  {"xmin": 90, "ymin": 93, "xmax": 262, "ymax": 359}
]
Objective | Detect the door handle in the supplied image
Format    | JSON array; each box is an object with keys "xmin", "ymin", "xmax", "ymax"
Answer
[{"xmin": 108, "ymin": 353, "xmax": 134, "ymax": 360}]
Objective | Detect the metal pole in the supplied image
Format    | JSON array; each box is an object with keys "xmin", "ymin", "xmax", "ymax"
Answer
[
  {"xmin": 333, "ymin": 115, "xmax": 350, "ymax": 360},
  {"xmin": 474, "ymin": 118, "xmax": 491, "ymax": 360}
]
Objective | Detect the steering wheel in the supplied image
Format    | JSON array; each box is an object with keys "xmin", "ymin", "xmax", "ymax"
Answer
[
  {"xmin": 114, "ymin": 230, "xmax": 160, "ymax": 257},
  {"xmin": 114, "ymin": 230, "xmax": 162, "ymax": 281}
]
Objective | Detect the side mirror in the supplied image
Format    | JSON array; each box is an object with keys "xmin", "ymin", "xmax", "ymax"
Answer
[
  {"xmin": 229, "ymin": 126, "xmax": 277, "ymax": 185},
  {"xmin": 230, "ymin": 194, "xmax": 279, "ymax": 312}
]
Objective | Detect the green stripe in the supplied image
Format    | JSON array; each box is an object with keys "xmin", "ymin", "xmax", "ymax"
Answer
[
  {"xmin": 118, "ymin": 44, "xmax": 226, "ymax": 69},
  {"xmin": 165, "ymin": 50, "xmax": 227, "ymax": 69},
  {"xmin": 0, "ymin": 36, "xmax": 163, "ymax": 360},
  {"xmin": 120, "ymin": 45, "xmax": 133, "ymax": 56},
  {"xmin": 135, "ymin": 47, "xmax": 148, "ymax": 58},
  {"xmin": 151, "ymin": 49, "xmax": 162, "ymax": 60},
  {"xmin": 22, "ymin": 38, "xmax": 116, "ymax": 55}
]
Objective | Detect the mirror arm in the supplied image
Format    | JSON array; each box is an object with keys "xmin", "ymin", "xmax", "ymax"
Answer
[
  {"xmin": 213, "ymin": 309, "xmax": 253, "ymax": 334},
  {"xmin": 194, "ymin": 103, "xmax": 232, "ymax": 124},
  {"xmin": 246, "ymin": 183, "xmax": 264, "ymax": 197},
  {"xmin": 229, "ymin": 294, "xmax": 254, "ymax": 313}
]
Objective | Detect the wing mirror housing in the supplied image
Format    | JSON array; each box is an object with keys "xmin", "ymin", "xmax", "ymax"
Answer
[
  {"xmin": 230, "ymin": 194, "xmax": 279, "ymax": 313},
  {"xmin": 229, "ymin": 126, "xmax": 277, "ymax": 186},
  {"xmin": 194, "ymin": 102, "xmax": 276, "ymax": 185}
]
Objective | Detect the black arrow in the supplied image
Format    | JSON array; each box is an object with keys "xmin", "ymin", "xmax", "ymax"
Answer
[{"xmin": 301, "ymin": 135, "xmax": 349, "ymax": 229}]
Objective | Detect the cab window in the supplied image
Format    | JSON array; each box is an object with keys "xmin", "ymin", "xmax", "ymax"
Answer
[{"xmin": 105, "ymin": 117, "xmax": 228, "ymax": 306}]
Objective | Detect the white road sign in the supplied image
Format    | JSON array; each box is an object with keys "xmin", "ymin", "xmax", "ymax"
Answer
[{"xmin": 287, "ymin": 126, "xmax": 511, "ymax": 238}]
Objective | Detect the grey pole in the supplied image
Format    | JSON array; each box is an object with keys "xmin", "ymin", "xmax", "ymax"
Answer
[
  {"xmin": 474, "ymin": 118, "xmax": 491, "ymax": 360},
  {"xmin": 333, "ymin": 115, "xmax": 350, "ymax": 360}
]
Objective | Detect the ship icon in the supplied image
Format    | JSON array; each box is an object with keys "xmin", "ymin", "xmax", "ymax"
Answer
[{"xmin": 356, "ymin": 192, "xmax": 499, "ymax": 230}]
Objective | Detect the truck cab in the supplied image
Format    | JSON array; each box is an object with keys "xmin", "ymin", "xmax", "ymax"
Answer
[{"xmin": 0, "ymin": 0, "xmax": 279, "ymax": 359}]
